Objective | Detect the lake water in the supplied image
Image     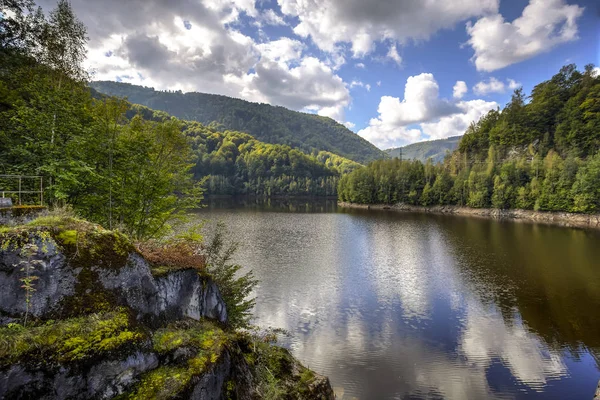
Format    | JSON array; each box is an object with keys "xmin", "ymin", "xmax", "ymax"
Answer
[{"xmin": 193, "ymin": 198, "xmax": 600, "ymax": 399}]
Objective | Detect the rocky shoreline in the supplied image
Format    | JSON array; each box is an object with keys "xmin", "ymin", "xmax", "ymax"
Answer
[{"xmin": 338, "ymin": 202, "xmax": 600, "ymax": 230}]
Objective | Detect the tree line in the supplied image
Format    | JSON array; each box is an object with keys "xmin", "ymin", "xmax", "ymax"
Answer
[{"xmin": 339, "ymin": 65, "xmax": 600, "ymax": 213}]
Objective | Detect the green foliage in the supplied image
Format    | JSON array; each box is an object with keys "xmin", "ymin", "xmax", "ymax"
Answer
[
  {"xmin": 205, "ymin": 222, "xmax": 257, "ymax": 329},
  {"xmin": 340, "ymin": 64, "xmax": 600, "ymax": 214},
  {"xmin": 0, "ymin": 309, "xmax": 142, "ymax": 366},
  {"xmin": 177, "ymin": 117, "xmax": 346, "ymax": 197},
  {"xmin": 91, "ymin": 81, "xmax": 384, "ymax": 164}
]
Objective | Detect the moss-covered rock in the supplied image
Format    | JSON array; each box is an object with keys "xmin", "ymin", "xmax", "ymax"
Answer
[
  {"xmin": 0, "ymin": 309, "xmax": 144, "ymax": 368},
  {"xmin": 0, "ymin": 218, "xmax": 227, "ymax": 324},
  {"xmin": 0, "ymin": 217, "xmax": 334, "ymax": 399}
]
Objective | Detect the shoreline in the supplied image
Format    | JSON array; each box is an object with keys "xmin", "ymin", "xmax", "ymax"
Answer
[{"xmin": 338, "ymin": 202, "xmax": 600, "ymax": 230}]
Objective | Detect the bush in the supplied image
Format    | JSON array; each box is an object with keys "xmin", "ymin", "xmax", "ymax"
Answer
[{"xmin": 205, "ymin": 222, "xmax": 257, "ymax": 329}]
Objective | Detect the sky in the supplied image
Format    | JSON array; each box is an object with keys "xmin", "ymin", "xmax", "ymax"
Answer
[{"xmin": 38, "ymin": 0, "xmax": 599, "ymax": 149}]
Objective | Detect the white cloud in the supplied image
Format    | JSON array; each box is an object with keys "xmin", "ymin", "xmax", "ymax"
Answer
[
  {"xmin": 473, "ymin": 77, "xmax": 505, "ymax": 95},
  {"xmin": 374, "ymin": 73, "xmax": 459, "ymax": 126},
  {"xmin": 387, "ymin": 44, "xmax": 402, "ymax": 66},
  {"xmin": 344, "ymin": 121, "xmax": 356, "ymax": 129},
  {"xmin": 507, "ymin": 79, "xmax": 521, "ymax": 90},
  {"xmin": 453, "ymin": 81, "xmax": 468, "ymax": 99},
  {"xmin": 349, "ymin": 80, "xmax": 371, "ymax": 91},
  {"xmin": 278, "ymin": 0, "xmax": 498, "ymax": 57},
  {"xmin": 473, "ymin": 77, "xmax": 521, "ymax": 95},
  {"xmin": 593, "ymin": 67, "xmax": 600, "ymax": 77},
  {"xmin": 355, "ymin": 62, "xmax": 365, "ymax": 69},
  {"xmin": 233, "ymin": 56, "xmax": 351, "ymax": 122},
  {"xmin": 358, "ymin": 73, "xmax": 497, "ymax": 148},
  {"xmin": 376, "ymin": 81, "xmax": 381, "ymax": 87},
  {"xmin": 466, "ymin": 0, "xmax": 584, "ymax": 72},
  {"xmin": 259, "ymin": 9, "xmax": 286, "ymax": 26},
  {"xmin": 421, "ymin": 99, "xmax": 498, "ymax": 140},
  {"xmin": 256, "ymin": 37, "xmax": 304, "ymax": 64}
]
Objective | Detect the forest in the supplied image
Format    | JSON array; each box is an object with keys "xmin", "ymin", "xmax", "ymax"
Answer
[
  {"xmin": 339, "ymin": 65, "xmax": 600, "ymax": 213},
  {"xmin": 129, "ymin": 104, "xmax": 362, "ymax": 197},
  {"xmin": 91, "ymin": 80, "xmax": 384, "ymax": 164}
]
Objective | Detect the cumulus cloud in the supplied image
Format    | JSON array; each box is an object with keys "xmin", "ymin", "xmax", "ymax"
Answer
[
  {"xmin": 278, "ymin": 0, "xmax": 498, "ymax": 56},
  {"xmin": 466, "ymin": 0, "xmax": 584, "ymax": 72},
  {"xmin": 453, "ymin": 81, "xmax": 468, "ymax": 99},
  {"xmin": 375, "ymin": 73, "xmax": 459, "ymax": 126},
  {"xmin": 473, "ymin": 77, "xmax": 521, "ymax": 95},
  {"xmin": 358, "ymin": 73, "xmax": 497, "ymax": 148},
  {"xmin": 421, "ymin": 99, "xmax": 498, "ymax": 140},
  {"xmin": 256, "ymin": 37, "xmax": 305, "ymax": 64},
  {"xmin": 37, "ymin": 0, "xmax": 352, "ymax": 123}
]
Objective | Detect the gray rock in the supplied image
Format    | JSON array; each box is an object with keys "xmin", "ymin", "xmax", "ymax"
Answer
[
  {"xmin": 0, "ymin": 352, "xmax": 159, "ymax": 400},
  {"xmin": 0, "ymin": 235, "xmax": 74, "ymax": 320},
  {"xmin": 0, "ymin": 231, "xmax": 227, "ymax": 324},
  {"xmin": 86, "ymin": 352, "xmax": 159, "ymax": 399},
  {"xmin": 190, "ymin": 351, "xmax": 231, "ymax": 400}
]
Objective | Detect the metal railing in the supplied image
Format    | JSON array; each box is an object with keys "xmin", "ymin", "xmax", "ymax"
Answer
[{"xmin": 0, "ymin": 175, "xmax": 44, "ymax": 206}]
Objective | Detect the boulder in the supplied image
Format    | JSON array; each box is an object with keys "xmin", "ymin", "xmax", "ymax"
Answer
[{"xmin": 0, "ymin": 224, "xmax": 227, "ymax": 325}]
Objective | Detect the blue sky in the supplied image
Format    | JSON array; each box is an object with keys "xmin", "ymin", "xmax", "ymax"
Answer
[{"xmin": 43, "ymin": 0, "xmax": 599, "ymax": 149}]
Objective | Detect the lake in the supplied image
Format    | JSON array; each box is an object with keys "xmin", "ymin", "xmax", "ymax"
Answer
[{"xmin": 193, "ymin": 198, "xmax": 600, "ymax": 399}]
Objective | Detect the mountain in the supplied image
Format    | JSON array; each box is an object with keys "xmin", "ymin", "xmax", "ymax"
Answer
[
  {"xmin": 385, "ymin": 136, "xmax": 461, "ymax": 163},
  {"xmin": 91, "ymin": 81, "xmax": 384, "ymax": 164}
]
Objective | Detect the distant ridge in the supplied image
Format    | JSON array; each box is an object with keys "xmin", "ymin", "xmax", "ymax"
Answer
[
  {"xmin": 91, "ymin": 81, "xmax": 384, "ymax": 164},
  {"xmin": 385, "ymin": 136, "xmax": 461, "ymax": 163}
]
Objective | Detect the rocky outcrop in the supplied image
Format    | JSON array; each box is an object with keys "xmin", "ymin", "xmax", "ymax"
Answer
[
  {"xmin": 0, "ymin": 219, "xmax": 335, "ymax": 399},
  {"xmin": 594, "ymin": 380, "xmax": 600, "ymax": 400},
  {"xmin": 339, "ymin": 202, "xmax": 600, "ymax": 230},
  {"xmin": 0, "ymin": 227, "xmax": 226, "ymax": 325}
]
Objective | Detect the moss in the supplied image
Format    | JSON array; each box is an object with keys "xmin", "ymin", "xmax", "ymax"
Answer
[
  {"xmin": 56, "ymin": 230, "xmax": 78, "ymax": 245},
  {"xmin": 0, "ymin": 309, "xmax": 144, "ymax": 367},
  {"xmin": 120, "ymin": 320, "xmax": 228, "ymax": 400},
  {"xmin": 152, "ymin": 319, "xmax": 227, "ymax": 355}
]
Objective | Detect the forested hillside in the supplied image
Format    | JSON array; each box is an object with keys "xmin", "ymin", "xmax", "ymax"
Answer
[
  {"xmin": 131, "ymin": 105, "xmax": 362, "ymax": 197},
  {"xmin": 91, "ymin": 81, "xmax": 384, "ymax": 164},
  {"xmin": 385, "ymin": 136, "xmax": 461, "ymax": 163},
  {"xmin": 339, "ymin": 65, "xmax": 600, "ymax": 213}
]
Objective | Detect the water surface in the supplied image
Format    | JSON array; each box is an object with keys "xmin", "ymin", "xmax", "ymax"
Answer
[{"xmin": 194, "ymin": 198, "xmax": 600, "ymax": 399}]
